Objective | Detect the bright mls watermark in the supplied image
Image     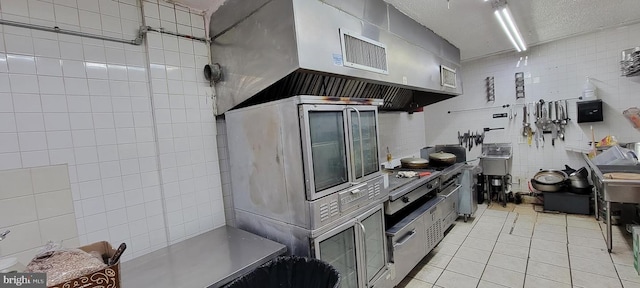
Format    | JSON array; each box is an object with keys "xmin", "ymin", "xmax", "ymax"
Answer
[{"xmin": 0, "ymin": 273, "xmax": 46, "ymax": 288}]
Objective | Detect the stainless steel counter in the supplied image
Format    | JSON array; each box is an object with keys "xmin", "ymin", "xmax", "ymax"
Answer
[
  {"xmin": 121, "ymin": 226, "xmax": 287, "ymax": 288},
  {"xmin": 583, "ymin": 155, "xmax": 640, "ymax": 252}
]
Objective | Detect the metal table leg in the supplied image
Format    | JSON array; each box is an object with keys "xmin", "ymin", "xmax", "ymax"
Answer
[
  {"xmin": 485, "ymin": 175, "xmax": 491, "ymax": 205},
  {"xmin": 500, "ymin": 176, "xmax": 507, "ymax": 207},
  {"xmin": 594, "ymin": 188, "xmax": 599, "ymax": 220},
  {"xmin": 606, "ymin": 200, "xmax": 612, "ymax": 253}
]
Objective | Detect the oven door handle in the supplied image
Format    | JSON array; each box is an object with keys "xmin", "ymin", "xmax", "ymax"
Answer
[
  {"xmin": 393, "ymin": 229, "xmax": 417, "ymax": 248},
  {"xmin": 345, "ymin": 106, "xmax": 365, "ymax": 181},
  {"xmin": 356, "ymin": 221, "xmax": 368, "ymax": 283}
]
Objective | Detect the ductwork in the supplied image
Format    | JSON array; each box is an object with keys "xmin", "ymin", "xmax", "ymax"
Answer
[{"xmin": 209, "ymin": 0, "xmax": 463, "ymax": 115}]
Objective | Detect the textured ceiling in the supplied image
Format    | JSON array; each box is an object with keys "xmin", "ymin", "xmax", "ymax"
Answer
[
  {"xmin": 384, "ymin": 0, "xmax": 640, "ymax": 61},
  {"xmin": 173, "ymin": 0, "xmax": 640, "ymax": 61}
]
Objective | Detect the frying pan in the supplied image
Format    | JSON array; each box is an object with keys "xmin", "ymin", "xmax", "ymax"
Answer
[{"xmin": 400, "ymin": 157, "xmax": 429, "ymax": 169}]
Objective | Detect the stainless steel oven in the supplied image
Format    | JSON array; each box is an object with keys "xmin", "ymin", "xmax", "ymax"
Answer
[
  {"xmin": 226, "ymin": 96, "xmax": 390, "ymax": 288},
  {"xmin": 312, "ymin": 203, "xmax": 388, "ymax": 288},
  {"xmin": 299, "ymin": 102, "xmax": 382, "ymax": 201}
]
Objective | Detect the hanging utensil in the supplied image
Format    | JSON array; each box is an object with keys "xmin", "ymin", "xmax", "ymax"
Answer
[
  {"xmin": 550, "ymin": 101, "xmax": 557, "ymax": 146},
  {"xmin": 458, "ymin": 131, "xmax": 463, "ymax": 146}
]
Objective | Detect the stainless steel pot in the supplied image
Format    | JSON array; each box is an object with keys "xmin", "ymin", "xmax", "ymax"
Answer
[
  {"xmin": 429, "ymin": 152, "xmax": 456, "ymax": 166},
  {"xmin": 531, "ymin": 170, "xmax": 568, "ymax": 192},
  {"xmin": 400, "ymin": 157, "xmax": 429, "ymax": 169},
  {"xmin": 568, "ymin": 167, "xmax": 589, "ymax": 189}
]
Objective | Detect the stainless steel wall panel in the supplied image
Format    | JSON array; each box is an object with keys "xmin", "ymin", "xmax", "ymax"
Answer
[
  {"xmin": 236, "ymin": 209, "xmax": 313, "ymax": 256},
  {"xmin": 211, "ymin": 0, "xmax": 298, "ymax": 114},
  {"xmin": 226, "ymin": 100, "xmax": 297, "ymax": 225},
  {"xmin": 322, "ymin": 0, "xmax": 365, "ymax": 19},
  {"xmin": 208, "ymin": 0, "xmax": 271, "ymax": 38},
  {"xmin": 388, "ymin": 5, "xmax": 440, "ymax": 56},
  {"xmin": 441, "ymin": 40, "xmax": 461, "ymax": 66},
  {"xmin": 364, "ymin": 0, "xmax": 388, "ymax": 29}
]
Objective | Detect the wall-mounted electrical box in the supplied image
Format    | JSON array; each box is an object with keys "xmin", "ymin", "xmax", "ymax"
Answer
[{"xmin": 577, "ymin": 99, "xmax": 603, "ymax": 123}]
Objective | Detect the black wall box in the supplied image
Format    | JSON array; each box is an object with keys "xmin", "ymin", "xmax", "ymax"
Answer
[{"xmin": 577, "ymin": 99, "xmax": 603, "ymax": 123}]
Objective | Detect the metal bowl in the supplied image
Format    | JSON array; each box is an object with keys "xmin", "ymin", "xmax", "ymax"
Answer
[
  {"xmin": 534, "ymin": 170, "xmax": 567, "ymax": 184},
  {"xmin": 531, "ymin": 170, "xmax": 568, "ymax": 192}
]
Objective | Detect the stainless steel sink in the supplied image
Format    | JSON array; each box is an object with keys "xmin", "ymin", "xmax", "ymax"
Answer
[
  {"xmin": 584, "ymin": 156, "xmax": 640, "ymax": 253},
  {"xmin": 480, "ymin": 143, "xmax": 513, "ymax": 176}
]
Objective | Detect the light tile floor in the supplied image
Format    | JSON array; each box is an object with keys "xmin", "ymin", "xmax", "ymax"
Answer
[{"xmin": 397, "ymin": 203, "xmax": 640, "ymax": 288}]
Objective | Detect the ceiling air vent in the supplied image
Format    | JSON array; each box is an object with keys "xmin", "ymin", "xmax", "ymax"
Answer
[
  {"xmin": 440, "ymin": 65, "xmax": 456, "ymax": 89},
  {"xmin": 340, "ymin": 30, "xmax": 388, "ymax": 74}
]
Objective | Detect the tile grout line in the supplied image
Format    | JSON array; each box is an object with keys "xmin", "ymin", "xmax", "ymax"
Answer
[
  {"xmin": 601, "ymin": 219, "xmax": 626, "ymax": 287},
  {"xmin": 564, "ymin": 215, "xmax": 573, "ymax": 288},
  {"xmin": 522, "ymin": 211, "xmax": 537, "ymax": 288},
  {"xmin": 431, "ymin": 205, "xmax": 487, "ymax": 288},
  {"xmin": 472, "ymin": 206, "xmax": 514, "ymax": 288}
]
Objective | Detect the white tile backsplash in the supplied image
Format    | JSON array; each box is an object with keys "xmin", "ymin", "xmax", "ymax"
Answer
[
  {"xmin": 0, "ymin": 221, "xmax": 42, "ymax": 256},
  {"xmin": 0, "ymin": 165, "xmax": 77, "ymax": 260},
  {"xmin": 34, "ymin": 189, "xmax": 75, "ymax": 218},
  {"xmin": 38, "ymin": 213, "xmax": 78, "ymax": 244},
  {"xmin": 0, "ymin": 0, "xmax": 222, "ymax": 262}
]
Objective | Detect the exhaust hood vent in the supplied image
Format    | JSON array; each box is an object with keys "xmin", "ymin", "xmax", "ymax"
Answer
[
  {"xmin": 340, "ymin": 30, "xmax": 388, "ymax": 74},
  {"xmin": 209, "ymin": 0, "xmax": 463, "ymax": 115}
]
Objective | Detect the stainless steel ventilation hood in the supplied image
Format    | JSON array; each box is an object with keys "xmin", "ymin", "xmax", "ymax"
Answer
[{"xmin": 209, "ymin": 0, "xmax": 463, "ymax": 115}]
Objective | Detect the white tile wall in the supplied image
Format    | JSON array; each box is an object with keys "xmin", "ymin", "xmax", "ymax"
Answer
[
  {"xmin": 0, "ymin": 0, "xmax": 224, "ymax": 261},
  {"xmin": 378, "ymin": 111, "xmax": 428, "ymax": 167},
  {"xmin": 0, "ymin": 165, "xmax": 78, "ymax": 265},
  {"xmin": 141, "ymin": 1, "xmax": 223, "ymax": 245},
  {"xmin": 423, "ymin": 22, "xmax": 640, "ymax": 192}
]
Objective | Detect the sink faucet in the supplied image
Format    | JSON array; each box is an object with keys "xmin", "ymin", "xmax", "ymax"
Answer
[{"xmin": 0, "ymin": 230, "xmax": 9, "ymax": 241}]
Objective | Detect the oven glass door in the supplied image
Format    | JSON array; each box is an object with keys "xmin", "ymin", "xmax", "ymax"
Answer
[
  {"xmin": 358, "ymin": 205, "xmax": 387, "ymax": 284},
  {"xmin": 349, "ymin": 107, "xmax": 380, "ymax": 181},
  {"xmin": 300, "ymin": 105, "xmax": 352, "ymax": 200},
  {"xmin": 315, "ymin": 220, "xmax": 359, "ymax": 288}
]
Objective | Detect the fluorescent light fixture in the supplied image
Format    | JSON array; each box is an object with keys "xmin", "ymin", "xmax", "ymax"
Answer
[
  {"xmin": 494, "ymin": 9, "xmax": 521, "ymax": 52},
  {"xmin": 501, "ymin": 6, "xmax": 527, "ymax": 51},
  {"xmin": 492, "ymin": 0, "xmax": 527, "ymax": 53}
]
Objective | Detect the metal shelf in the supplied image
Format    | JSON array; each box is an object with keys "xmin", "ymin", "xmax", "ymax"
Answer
[{"xmin": 621, "ymin": 47, "xmax": 640, "ymax": 77}]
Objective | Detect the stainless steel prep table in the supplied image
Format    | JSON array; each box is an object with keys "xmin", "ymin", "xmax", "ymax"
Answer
[
  {"xmin": 121, "ymin": 225, "xmax": 287, "ymax": 288},
  {"xmin": 584, "ymin": 155, "xmax": 640, "ymax": 252}
]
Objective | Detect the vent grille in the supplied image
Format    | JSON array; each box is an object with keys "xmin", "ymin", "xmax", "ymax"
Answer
[
  {"xmin": 341, "ymin": 31, "xmax": 388, "ymax": 74},
  {"xmin": 425, "ymin": 223, "xmax": 442, "ymax": 251},
  {"xmin": 320, "ymin": 203, "xmax": 329, "ymax": 222},
  {"xmin": 441, "ymin": 65, "xmax": 457, "ymax": 88},
  {"xmin": 329, "ymin": 200, "xmax": 339, "ymax": 217}
]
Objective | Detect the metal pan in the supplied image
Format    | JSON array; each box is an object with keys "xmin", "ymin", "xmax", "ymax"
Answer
[
  {"xmin": 429, "ymin": 152, "xmax": 456, "ymax": 166},
  {"xmin": 400, "ymin": 157, "xmax": 429, "ymax": 169},
  {"xmin": 531, "ymin": 169, "xmax": 568, "ymax": 192}
]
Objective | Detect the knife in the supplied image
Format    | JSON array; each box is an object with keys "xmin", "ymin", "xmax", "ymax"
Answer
[{"xmin": 109, "ymin": 243, "xmax": 127, "ymax": 265}]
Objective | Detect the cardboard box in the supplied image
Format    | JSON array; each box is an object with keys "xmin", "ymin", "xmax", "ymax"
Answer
[
  {"xmin": 633, "ymin": 226, "xmax": 640, "ymax": 275},
  {"xmin": 48, "ymin": 241, "xmax": 120, "ymax": 288}
]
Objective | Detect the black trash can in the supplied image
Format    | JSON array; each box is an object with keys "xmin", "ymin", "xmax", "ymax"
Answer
[{"xmin": 225, "ymin": 256, "xmax": 340, "ymax": 288}]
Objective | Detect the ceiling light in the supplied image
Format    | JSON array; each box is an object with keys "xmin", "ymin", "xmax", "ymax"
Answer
[
  {"xmin": 494, "ymin": 9, "xmax": 521, "ymax": 52},
  {"xmin": 492, "ymin": 1, "xmax": 527, "ymax": 52},
  {"xmin": 501, "ymin": 6, "xmax": 527, "ymax": 51}
]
